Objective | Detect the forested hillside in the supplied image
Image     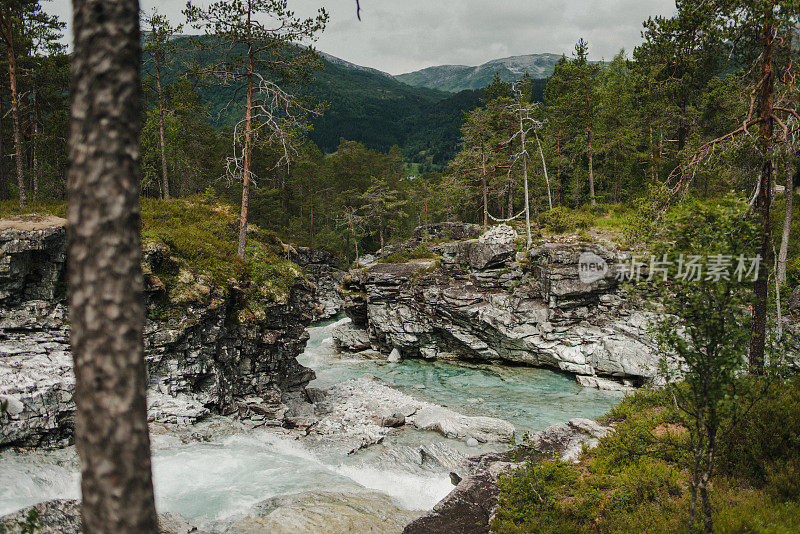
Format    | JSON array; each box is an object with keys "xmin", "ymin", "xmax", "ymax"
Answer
[{"xmin": 159, "ymin": 36, "xmax": 487, "ymax": 167}]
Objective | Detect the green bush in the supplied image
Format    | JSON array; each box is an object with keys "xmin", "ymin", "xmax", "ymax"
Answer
[
  {"xmin": 715, "ymin": 377, "xmax": 800, "ymax": 494},
  {"xmin": 495, "ymin": 379, "xmax": 800, "ymax": 534},
  {"xmin": 610, "ymin": 458, "xmax": 683, "ymax": 513},
  {"xmin": 539, "ymin": 206, "xmax": 595, "ymax": 233},
  {"xmin": 379, "ymin": 243, "xmax": 437, "ymax": 264}
]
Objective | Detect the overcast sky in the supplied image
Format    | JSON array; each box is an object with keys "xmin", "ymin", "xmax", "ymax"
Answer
[{"xmin": 45, "ymin": 1, "xmax": 676, "ymax": 75}]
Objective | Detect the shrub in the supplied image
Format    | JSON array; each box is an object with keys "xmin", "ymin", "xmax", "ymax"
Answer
[
  {"xmin": 539, "ymin": 206, "xmax": 595, "ymax": 233},
  {"xmin": 379, "ymin": 243, "xmax": 437, "ymax": 264},
  {"xmin": 715, "ymin": 377, "xmax": 800, "ymax": 494}
]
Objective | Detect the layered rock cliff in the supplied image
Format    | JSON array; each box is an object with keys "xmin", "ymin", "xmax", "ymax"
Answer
[
  {"xmin": 0, "ymin": 215, "xmax": 317, "ymax": 449},
  {"xmin": 336, "ymin": 224, "xmax": 659, "ymax": 387}
]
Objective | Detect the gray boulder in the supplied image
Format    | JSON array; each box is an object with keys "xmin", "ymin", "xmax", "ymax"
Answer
[
  {"xmin": 790, "ymin": 285, "xmax": 800, "ymax": 314},
  {"xmin": 403, "ymin": 418, "xmax": 612, "ymax": 534},
  {"xmin": 331, "ymin": 322, "xmax": 371, "ymax": 353},
  {"xmin": 0, "ymin": 500, "xmax": 206, "ymax": 534}
]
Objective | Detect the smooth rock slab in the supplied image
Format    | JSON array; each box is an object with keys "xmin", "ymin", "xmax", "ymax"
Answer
[
  {"xmin": 221, "ymin": 490, "xmax": 421, "ymax": 534},
  {"xmin": 309, "ymin": 375, "xmax": 515, "ymax": 454}
]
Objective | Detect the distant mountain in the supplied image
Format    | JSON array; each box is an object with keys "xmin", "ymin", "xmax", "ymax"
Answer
[
  {"xmin": 396, "ymin": 53, "xmax": 562, "ymax": 92},
  {"xmin": 159, "ymin": 38, "xmax": 483, "ymax": 167},
  {"xmin": 319, "ymin": 52, "xmax": 393, "ymax": 78}
]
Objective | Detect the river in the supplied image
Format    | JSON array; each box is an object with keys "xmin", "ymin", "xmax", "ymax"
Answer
[{"xmin": 0, "ymin": 316, "xmax": 623, "ymax": 530}]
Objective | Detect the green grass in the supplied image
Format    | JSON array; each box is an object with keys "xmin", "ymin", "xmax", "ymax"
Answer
[
  {"xmin": 139, "ymin": 197, "xmax": 302, "ymax": 320},
  {"xmin": 378, "ymin": 243, "xmax": 438, "ymax": 264},
  {"xmin": 0, "ymin": 197, "xmax": 303, "ymax": 321},
  {"xmin": 0, "ymin": 200, "xmax": 67, "ymax": 218},
  {"xmin": 494, "ymin": 378, "xmax": 800, "ymax": 534}
]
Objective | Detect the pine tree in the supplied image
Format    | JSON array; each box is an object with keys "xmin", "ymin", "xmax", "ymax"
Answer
[
  {"xmin": 184, "ymin": 0, "xmax": 328, "ymax": 259},
  {"xmin": 142, "ymin": 8, "xmax": 182, "ymax": 200}
]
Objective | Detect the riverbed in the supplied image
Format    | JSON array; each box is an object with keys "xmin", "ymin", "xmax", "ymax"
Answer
[{"xmin": 0, "ymin": 317, "xmax": 623, "ymax": 530}]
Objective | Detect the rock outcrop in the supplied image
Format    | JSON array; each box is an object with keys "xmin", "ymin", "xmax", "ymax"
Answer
[
  {"xmin": 790, "ymin": 285, "xmax": 800, "ymax": 314},
  {"xmin": 336, "ymin": 224, "xmax": 659, "ymax": 386},
  {"xmin": 306, "ymin": 375, "xmax": 515, "ymax": 455},
  {"xmin": 403, "ymin": 418, "xmax": 612, "ymax": 534},
  {"xmin": 0, "ymin": 499, "xmax": 206, "ymax": 534},
  {"xmin": 289, "ymin": 246, "xmax": 345, "ymax": 320},
  {"xmin": 0, "ymin": 217, "xmax": 317, "ymax": 449},
  {"xmin": 219, "ymin": 490, "xmax": 421, "ymax": 534}
]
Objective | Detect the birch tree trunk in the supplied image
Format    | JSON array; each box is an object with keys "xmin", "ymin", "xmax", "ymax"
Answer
[
  {"xmin": 481, "ymin": 143, "xmax": 488, "ymax": 228},
  {"xmin": 778, "ymin": 152, "xmax": 793, "ymax": 284},
  {"xmin": 535, "ymin": 132, "xmax": 552, "ymax": 210},
  {"xmin": 32, "ymin": 85, "xmax": 38, "ymax": 202},
  {"xmin": 750, "ymin": 4, "xmax": 775, "ymax": 375},
  {"xmin": 67, "ymin": 0, "xmax": 158, "ymax": 531}
]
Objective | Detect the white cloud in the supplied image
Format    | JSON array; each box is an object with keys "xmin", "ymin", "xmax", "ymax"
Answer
[{"xmin": 45, "ymin": 0, "xmax": 676, "ymax": 75}]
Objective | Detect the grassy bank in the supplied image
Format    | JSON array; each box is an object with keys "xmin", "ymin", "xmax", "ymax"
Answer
[
  {"xmin": 494, "ymin": 378, "xmax": 800, "ymax": 534},
  {"xmin": 0, "ymin": 197, "xmax": 304, "ymax": 320}
]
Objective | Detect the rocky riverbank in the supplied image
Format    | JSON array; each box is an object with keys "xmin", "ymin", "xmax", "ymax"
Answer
[
  {"xmin": 404, "ymin": 417, "xmax": 612, "ymax": 534},
  {"xmin": 0, "ymin": 215, "xmax": 319, "ymax": 449},
  {"xmin": 335, "ymin": 223, "xmax": 659, "ymax": 389}
]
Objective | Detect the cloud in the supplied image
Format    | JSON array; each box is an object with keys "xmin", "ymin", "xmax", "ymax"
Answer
[{"xmin": 45, "ymin": 0, "xmax": 675, "ymax": 75}]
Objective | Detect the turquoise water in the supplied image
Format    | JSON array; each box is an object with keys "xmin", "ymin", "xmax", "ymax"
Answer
[
  {"xmin": 299, "ymin": 316, "xmax": 624, "ymax": 437},
  {"xmin": 0, "ymin": 316, "xmax": 623, "ymax": 526}
]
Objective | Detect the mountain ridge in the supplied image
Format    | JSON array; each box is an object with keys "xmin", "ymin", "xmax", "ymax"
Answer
[{"xmin": 396, "ymin": 53, "xmax": 563, "ymax": 92}]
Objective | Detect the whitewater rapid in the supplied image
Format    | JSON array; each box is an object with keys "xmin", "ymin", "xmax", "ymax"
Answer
[{"xmin": 0, "ymin": 316, "xmax": 623, "ymax": 529}]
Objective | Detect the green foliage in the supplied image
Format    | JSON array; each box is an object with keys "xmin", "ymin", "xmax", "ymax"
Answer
[
  {"xmin": 0, "ymin": 508, "xmax": 42, "ymax": 534},
  {"xmin": 378, "ymin": 244, "xmax": 437, "ymax": 264},
  {"xmin": 140, "ymin": 198, "xmax": 302, "ymax": 317},
  {"xmin": 495, "ymin": 378, "xmax": 800, "ymax": 534},
  {"xmin": 715, "ymin": 377, "xmax": 800, "ymax": 498},
  {"xmin": 539, "ymin": 206, "xmax": 595, "ymax": 233}
]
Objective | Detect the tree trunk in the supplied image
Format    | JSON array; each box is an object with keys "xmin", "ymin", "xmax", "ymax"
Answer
[
  {"xmin": 4, "ymin": 30, "xmax": 26, "ymax": 207},
  {"xmin": 750, "ymin": 6, "xmax": 775, "ymax": 375},
  {"xmin": 586, "ymin": 93, "xmax": 596, "ymax": 206},
  {"xmin": 32, "ymin": 85, "xmax": 38, "ymax": 202},
  {"xmin": 180, "ymin": 121, "xmax": 191, "ymax": 197},
  {"xmin": 556, "ymin": 132, "xmax": 562, "ymax": 205},
  {"xmin": 649, "ymin": 125, "xmax": 655, "ymax": 183},
  {"xmin": 309, "ymin": 174, "xmax": 314, "ymax": 241},
  {"xmin": 778, "ymin": 152, "xmax": 793, "ymax": 284},
  {"xmin": 520, "ymin": 117, "xmax": 532, "ymax": 247},
  {"xmin": 481, "ymin": 143, "xmax": 488, "ymax": 228},
  {"xmin": 156, "ymin": 58, "xmax": 169, "ymax": 199},
  {"xmin": 237, "ymin": 8, "xmax": 254, "ymax": 261},
  {"xmin": 587, "ymin": 126, "xmax": 596, "ymax": 205},
  {"xmin": 507, "ymin": 172, "xmax": 514, "ymax": 218},
  {"xmin": 67, "ymin": 0, "xmax": 158, "ymax": 532},
  {"xmin": 0, "ymin": 94, "xmax": 6, "ymax": 201},
  {"xmin": 535, "ymin": 132, "xmax": 552, "ymax": 210}
]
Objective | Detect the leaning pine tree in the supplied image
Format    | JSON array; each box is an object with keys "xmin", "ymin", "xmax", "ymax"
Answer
[{"xmin": 184, "ymin": 0, "xmax": 327, "ymax": 259}]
